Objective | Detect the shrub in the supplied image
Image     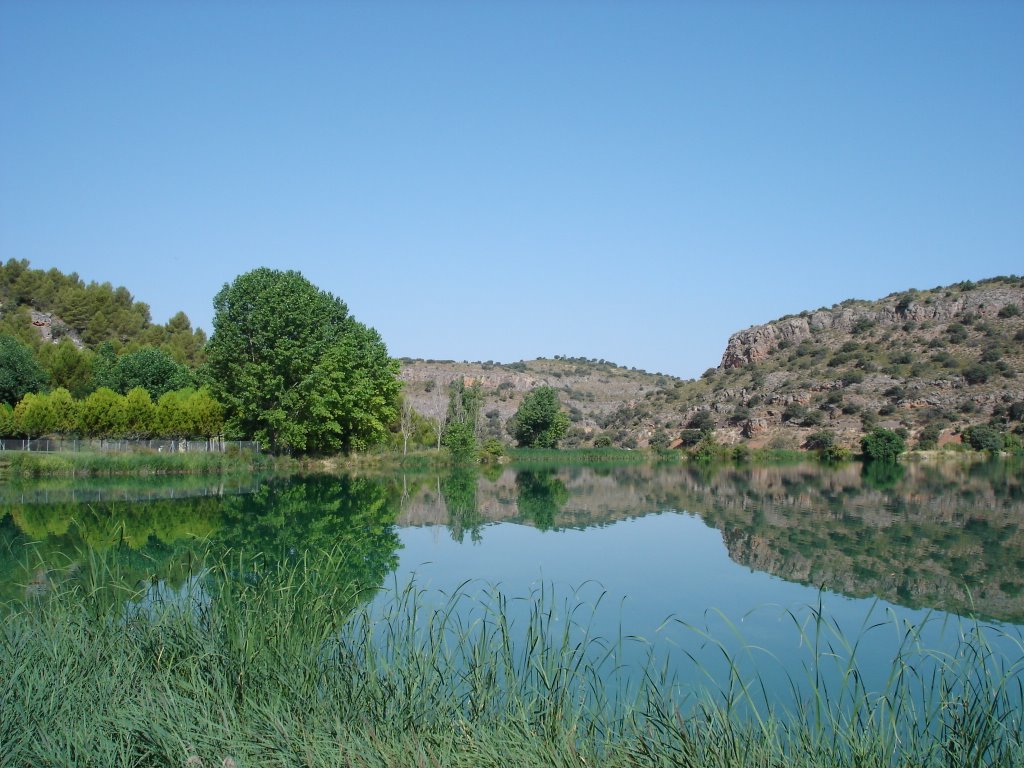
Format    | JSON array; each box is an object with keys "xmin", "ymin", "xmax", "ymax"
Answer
[
  {"xmin": 781, "ymin": 403, "xmax": 807, "ymax": 423},
  {"xmin": 841, "ymin": 371, "xmax": 865, "ymax": 386},
  {"xmin": 860, "ymin": 427, "xmax": 905, "ymax": 463},
  {"xmin": 962, "ymin": 365, "xmax": 991, "ymax": 385},
  {"xmin": 998, "ymin": 303, "xmax": 1021, "ymax": 318},
  {"xmin": 804, "ymin": 430, "xmax": 835, "ymax": 451},
  {"xmin": 821, "ymin": 444, "xmax": 852, "ymax": 463},
  {"xmin": 916, "ymin": 423, "xmax": 943, "ymax": 450},
  {"xmin": 962, "ymin": 424, "xmax": 1003, "ymax": 452},
  {"xmin": 687, "ymin": 410, "xmax": 716, "ymax": 432}
]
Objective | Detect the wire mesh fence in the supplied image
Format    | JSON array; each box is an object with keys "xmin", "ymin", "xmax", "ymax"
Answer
[{"xmin": 0, "ymin": 438, "xmax": 260, "ymax": 454}]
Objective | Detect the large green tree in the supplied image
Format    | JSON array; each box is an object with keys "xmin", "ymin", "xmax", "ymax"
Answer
[
  {"xmin": 507, "ymin": 386, "xmax": 570, "ymax": 448},
  {"xmin": 0, "ymin": 334, "xmax": 48, "ymax": 406},
  {"xmin": 206, "ymin": 268, "xmax": 400, "ymax": 454}
]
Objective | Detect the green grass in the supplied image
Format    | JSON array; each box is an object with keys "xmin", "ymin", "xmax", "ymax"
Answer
[
  {"xmin": 0, "ymin": 449, "xmax": 281, "ymax": 478},
  {"xmin": 2, "ymin": 548, "xmax": 1023, "ymax": 767},
  {"xmin": 509, "ymin": 447, "xmax": 650, "ymax": 464}
]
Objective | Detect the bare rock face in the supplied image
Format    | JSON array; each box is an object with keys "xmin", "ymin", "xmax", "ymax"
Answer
[
  {"xmin": 720, "ymin": 283, "xmax": 1024, "ymax": 369},
  {"xmin": 743, "ymin": 418, "xmax": 769, "ymax": 438}
]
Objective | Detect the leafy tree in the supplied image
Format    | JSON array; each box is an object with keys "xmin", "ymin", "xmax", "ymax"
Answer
[
  {"xmin": 187, "ymin": 388, "xmax": 225, "ymax": 438},
  {"xmin": 206, "ymin": 268, "xmax": 399, "ymax": 454},
  {"xmin": 442, "ymin": 379, "xmax": 484, "ymax": 460},
  {"xmin": 79, "ymin": 387, "xmax": 127, "ymax": 437},
  {"xmin": 47, "ymin": 388, "xmax": 80, "ymax": 435},
  {"xmin": 0, "ymin": 334, "xmax": 48, "ymax": 406},
  {"xmin": 0, "ymin": 403, "xmax": 15, "ymax": 437},
  {"xmin": 507, "ymin": 386, "xmax": 570, "ymax": 448},
  {"xmin": 36, "ymin": 340, "xmax": 94, "ymax": 398},
  {"xmin": 14, "ymin": 393, "xmax": 56, "ymax": 439},
  {"xmin": 90, "ymin": 342, "xmax": 120, "ymax": 391},
  {"xmin": 442, "ymin": 420, "xmax": 478, "ymax": 461},
  {"xmin": 112, "ymin": 346, "xmax": 192, "ymax": 398},
  {"xmin": 298, "ymin": 324, "xmax": 400, "ymax": 453},
  {"xmin": 860, "ymin": 427, "xmax": 906, "ymax": 463},
  {"xmin": 123, "ymin": 387, "xmax": 156, "ymax": 438},
  {"xmin": 154, "ymin": 389, "xmax": 193, "ymax": 439},
  {"xmin": 962, "ymin": 424, "xmax": 1004, "ymax": 453}
]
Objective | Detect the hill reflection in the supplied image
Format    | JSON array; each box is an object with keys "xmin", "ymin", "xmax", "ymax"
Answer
[{"xmin": 2, "ymin": 460, "xmax": 1021, "ymax": 622}]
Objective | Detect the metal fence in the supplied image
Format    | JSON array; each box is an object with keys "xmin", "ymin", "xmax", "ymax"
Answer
[{"xmin": 0, "ymin": 438, "xmax": 260, "ymax": 454}]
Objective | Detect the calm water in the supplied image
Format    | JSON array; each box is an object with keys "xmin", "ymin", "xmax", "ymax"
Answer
[{"xmin": 3, "ymin": 459, "xmax": 1023, "ymax": 700}]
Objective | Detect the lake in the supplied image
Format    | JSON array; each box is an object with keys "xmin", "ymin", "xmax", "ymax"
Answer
[{"xmin": 2, "ymin": 458, "xmax": 1023, "ymax": 709}]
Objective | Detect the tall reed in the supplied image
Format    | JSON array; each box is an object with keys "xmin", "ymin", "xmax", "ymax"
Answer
[{"xmin": 2, "ymin": 547, "xmax": 1022, "ymax": 767}]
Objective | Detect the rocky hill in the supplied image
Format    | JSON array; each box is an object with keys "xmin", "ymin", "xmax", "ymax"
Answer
[{"xmin": 401, "ymin": 276, "xmax": 1024, "ymax": 449}]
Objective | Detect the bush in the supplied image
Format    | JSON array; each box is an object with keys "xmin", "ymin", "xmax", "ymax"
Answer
[
  {"xmin": 841, "ymin": 371, "xmax": 865, "ymax": 387},
  {"xmin": 962, "ymin": 364, "xmax": 991, "ymax": 385},
  {"xmin": 821, "ymin": 444, "xmax": 852, "ymax": 463},
  {"xmin": 687, "ymin": 410, "xmax": 716, "ymax": 431},
  {"xmin": 860, "ymin": 428, "xmax": 906, "ymax": 463},
  {"xmin": 962, "ymin": 424, "xmax": 1003, "ymax": 453},
  {"xmin": 804, "ymin": 430, "xmax": 836, "ymax": 451},
  {"xmin": 916, "ymin": 423, "xmax": 943, "ymax": 450},
  {"xmin": 997, "ymin": 303, "xmax": 1020, "ymax": 318}
]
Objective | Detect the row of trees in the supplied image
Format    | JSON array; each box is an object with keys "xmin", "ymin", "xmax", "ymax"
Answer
[
  {"xmin": 4, "ymin": 264, "xmax": 575, "ymax": 456},
  {"xmin": 0, "ymin": 387, "xmax": 223, "ymax": 440}
]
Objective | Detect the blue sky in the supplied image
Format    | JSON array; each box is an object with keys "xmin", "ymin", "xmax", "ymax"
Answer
[{"xmin": 2, "ymin": 1, "xmax": 1021, "ymax": 378}]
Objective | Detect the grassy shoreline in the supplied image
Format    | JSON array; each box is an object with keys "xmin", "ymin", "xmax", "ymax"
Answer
[
  {"xmin": 3, "ymin": 551, "xmax": 1022, "ymax": 767},
  {"xmin": 0, "ymin": 449, "xmax": 284, "ymax": 478}
]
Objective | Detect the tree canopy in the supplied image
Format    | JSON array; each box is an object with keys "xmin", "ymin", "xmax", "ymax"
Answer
[
  {"xmin": 507, "ymin": 386, "xmax": 570, "ymax": 448},
  {"xmin": 205, "ymin": 268, "xmax": 400, "ymax": 454},
  {"xmin": 0, "ymin": 334, "xmax": 48, "ymax": 406}
]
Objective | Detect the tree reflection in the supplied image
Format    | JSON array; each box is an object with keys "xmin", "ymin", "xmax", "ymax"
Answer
[{"xmin": 515, "ymin": 469, "xmax": 569, "ymax": 531}]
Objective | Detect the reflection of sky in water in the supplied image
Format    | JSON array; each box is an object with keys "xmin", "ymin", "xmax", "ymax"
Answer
[{"xmin": 378, "ymin": 510, "xmax": 1024, "ymax": 710}]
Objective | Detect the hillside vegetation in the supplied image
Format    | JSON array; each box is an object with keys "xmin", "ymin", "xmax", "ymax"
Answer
[
  {"xmin": 401, "ymin": 276, "xmax": 1024, "ymax": 451},
  {"xmin": 0, "ymin": 259, "xmax": 207, "ymax": 366},
  {"xmin": 4, "ymin": 259, "xmax": 1022, "ymax": 455}
]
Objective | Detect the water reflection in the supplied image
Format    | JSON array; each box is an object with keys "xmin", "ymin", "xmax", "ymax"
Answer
[{"xmin": 2, "ymin": 459, "xmax": 1022, "ymax": 622}]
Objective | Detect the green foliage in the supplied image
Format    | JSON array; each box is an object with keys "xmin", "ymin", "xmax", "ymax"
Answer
[
  {"xmin": 442, "ymin": 419, "xmax": 478, "ymax": 462},
  {"xmin": 0, "ymin": 403, "xmax": 14, "ymax": 436},
  {"xmin": 206, "ymin": 268, "xmax": 399, "ymax": 454},
  {"xmin": 0, "ymin": 334, "xmax": 48, "ymax": 405},
  {"xmin": 997, "ymin": 303, "xmax": 1020, "ymax": 318},
  {"xmin": 78, "ymin": 387, "xmax": 127, "ymax": 437},
  {"xmin": 860, "ymin": 428, "xmax": 906, "ymax": 463},
  {"xmin": 109, "ymin": 346, "xmax": 192, "ymax": 397},
  {"xmin": 962, "ymin": 424, "xmax": 1004, "ymax": 453},
  {"xmin": 46, "ymin": 387, "xmax": 80, "ymax": 435},
  {"xmin": 962, "ymin": 364, "xmax": 992, "ymax": 385},
  {"xmin": 687, "ymin": 409, "xmax": 716, "ymax": 432},
  {"xmin": 916, "ymin": 422, "xmax": 943, "ymax": 450},
  {"xmin": 35, "ymin": 340, "xmax": 93, "ymax": 398},
  {"xmin": 0, "ymin": 259, "xmax": 207, "ymax": 360},
  {"xmin": 804, "ymin": 429, "xmax": 836, "ymax": 451},
  {"xmin": 480, "ymin": 438, "xmax": 506, "ymax": 463},
  {"xmin": 13, "ymin": 392, "xmax": 56, "ymax": 438},
  {"xmin": 821, "ymin": 444, "xmax": 853, "ymax": 463},
  {"xmin": 515, "ymin": 469, "xmax": 569, "ymax": 530},
  {"xmin": 507, "ymin": 386, "xmax": 570, "ymax": 448},
  {"xmin": 123, "ymin": 387, "xmax": 156, "ymax": 438},
  {"xmin": 689, "ymin": 432, "xmax": 723, "ymax": 463}
]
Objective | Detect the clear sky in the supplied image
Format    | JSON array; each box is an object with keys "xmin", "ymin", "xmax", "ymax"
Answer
[{"xmin": 1, "ymin": 1, "xmax": 1021, "ymax": 378}]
